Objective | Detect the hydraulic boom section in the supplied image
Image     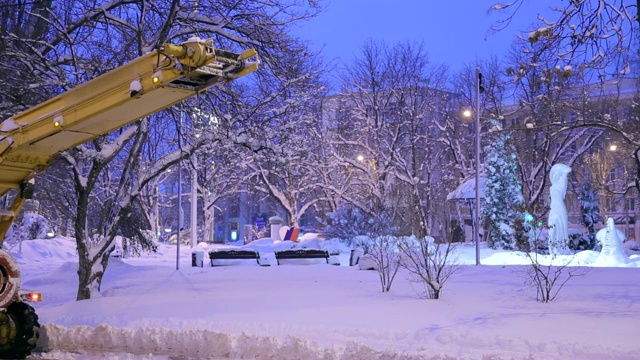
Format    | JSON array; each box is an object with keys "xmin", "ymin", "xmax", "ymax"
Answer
[{"xmin": 0, "ymin": 37, "xmax": 259, "ymax": 244}]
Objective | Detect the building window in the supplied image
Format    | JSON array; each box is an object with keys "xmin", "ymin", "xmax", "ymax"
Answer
[
  {"xmin": 625, "ymin": 198, "xmax": 636, "ymax": 212},
  {"xmin": 607, "ymin": 169, "xmax": 617, "ymax": 183},
  {"xmin": 229, "ymin": 201, "xmax": 240, "ymax": 218}
]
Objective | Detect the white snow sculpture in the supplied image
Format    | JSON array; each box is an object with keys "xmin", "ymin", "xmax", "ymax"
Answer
[
  {"xmin": 547, "ymin": 163, "xmax": 572, "ymax": 256},
  {"xmin": 595, "ymin": 218, "xmax": 628, "ymax": 266}
]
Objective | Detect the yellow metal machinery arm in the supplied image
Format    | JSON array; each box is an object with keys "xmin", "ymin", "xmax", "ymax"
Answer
[{"xmin": 0, "ymin": 37, "xmax": 259, "ymax": 243}]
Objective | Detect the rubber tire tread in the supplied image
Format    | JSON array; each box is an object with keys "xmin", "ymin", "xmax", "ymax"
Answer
[{"xmin": 0, "ymin": 301, "xmax": 40, "ymax": 359}]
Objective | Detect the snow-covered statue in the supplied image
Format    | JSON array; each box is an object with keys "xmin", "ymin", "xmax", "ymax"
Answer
[
  {"xmin": 547, "ymin": 164, "xmax": 572, "ymax": 256},
  {"xmin": 595, "ymin": 218, "xmax": 628, "ymax": 266}
]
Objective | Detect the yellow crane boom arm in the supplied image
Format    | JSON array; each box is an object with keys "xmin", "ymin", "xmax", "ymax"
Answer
[{"xmin": 0, "ymin": 37, "xmax": 258, "ymax": 242}]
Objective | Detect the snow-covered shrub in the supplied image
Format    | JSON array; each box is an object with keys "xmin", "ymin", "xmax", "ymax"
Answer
[
  {"xmin": 623, "ymin": 240, "xmax": 640, "ymax": 256},
  {"xmin": 523, "ymin": 254, "xmax": 588, "ymax": 303},
  {"xmin": 513, "ymin": 209, "xmax": 533, "ymax": 251},
  {"xmin": 121, "ymin": 230, "xmax": 157, "ymax": 257},
  {"xmin": 322, "ymin": 206, "xmax": 368, "ymax": 244},
  {"xmin": 398, "ymin": 235, "xmax": 461, "ymax": 299},
  {"xmin": 568, "ymin": 230, "xmax": 593, "ymax": 251},
  {"xmin": 5, "ymin": 212, "xmax": 49, "ymax": 244},
  {"xmin": 117, "ymin": 204, "xmax": 158, "ymax": 255},
  {"xmin": 520, "ymin": 221, "xmax": 589, "ymax": 302},
  {"xmin": 322, "ymin": 206, "xmax": 395, "ymax": 250},
  {"xmin": 352, "ymin": 235, "xmax": 372, "ymax": 254},
  {"xmin": 365, "ymin": 235, "xmax": 402, "ymax": 292}
]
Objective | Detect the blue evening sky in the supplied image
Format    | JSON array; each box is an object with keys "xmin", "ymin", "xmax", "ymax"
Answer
[{"xmin": 295, "ymin": 0, "xmax": 555, "ymax": 71}]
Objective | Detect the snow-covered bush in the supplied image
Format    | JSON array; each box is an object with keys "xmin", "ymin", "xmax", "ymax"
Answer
[
  {"xmin": 623, "ymin": 240, "xmax": 640, "ymax": 256},
  {"xmin": 322, "ymin": 206, "xmax": 369, "ymax": 244},
  {"xmin": 513, "ymin": 209, "xmax": 534, "ymax": 251},
  {"xmin": 121, "ymin": 230, "xmax": 157, "ymax": 257},
  {"xmin": 364, "ymin": 235, "xmax": 402, "ymax": 292},
  {"xmin": 568, "ymin": 231, "xmax": 593, "ymax": 251},
  {"xmin": 523, "ymin": 253, "xmax": 588, "ymax": 303},
  {"xmin": 322, "ymin": 206, "xmax": 395, "ymax": 250},
  {"xmin": 520, "ymin": 218, "xmax": 589, "ymax": 302},
  {"xmin": 398, "ymin": 235, "xmax": 461, "ymax": 299},
  {"xmin": 5, "ymin": 212, "xmax": 50, "ymax": 244}
]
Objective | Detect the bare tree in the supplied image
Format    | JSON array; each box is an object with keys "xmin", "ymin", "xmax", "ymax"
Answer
[
  {"xmin": 243, "ymin": 51, "xmax": 329, "ymax": 227},
  {"xmin": 503, "ymin": 42, "xmax": 609, "ymax": 219},
  {"xmin": 492, "ymin": 0, "xmax": 640, "ymax": 198},
  {"xmin": 196, "ymin": 143, "xmax": 254, "ymax": 244},
  {"xmin": 329, "ymin": 40, "xmax": 465, "ymax": 237},
  {"xmin": 399, "ymin": 235, "xmax": 461, "ymax": 300},
  {"xmin": 328, "ymin": 39, "xmax": 405, "ymax": 219},
  {"xmin": 492, "ymin": 0, "xmax": 638, "ymax": 76},
  {"xmin": 1, "ymin": 0, "xmax": 322, "ymax": 300}
]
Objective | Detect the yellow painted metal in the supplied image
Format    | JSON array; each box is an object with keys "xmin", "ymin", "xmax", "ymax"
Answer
[
  {"xmin": 0, "ymin": 37, "xmax": 259, "ymax": 243},
  {"xmin": 0, "ymin": 196, "xmax": 26, "ymax": 243}
]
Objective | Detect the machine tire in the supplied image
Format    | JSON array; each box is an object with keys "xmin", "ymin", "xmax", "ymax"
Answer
[
  {"xmin": 0, "ymin": 250, "xmax": 21, "ymax": 309},
  {"xmin": 0, "ymin": 301, "xmax": 40, "ymax": 359}
]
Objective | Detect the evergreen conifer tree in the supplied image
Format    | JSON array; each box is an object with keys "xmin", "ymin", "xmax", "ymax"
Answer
[
  {"xmin": 482, "ymin": 122, "xmax": 524, "ymax": 249},
  {"xmin": 578, "ymin": 175, "xmax": 603, "ymax": 250}
]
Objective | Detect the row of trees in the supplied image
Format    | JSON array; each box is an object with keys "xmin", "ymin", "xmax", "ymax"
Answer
[
  {"xmin": 1, "ymin": 0, "xmax": 638, "ymax": 301},
  {"xmin": 0, "ymin": 0, "xmax": 325, "ymax": 300}
]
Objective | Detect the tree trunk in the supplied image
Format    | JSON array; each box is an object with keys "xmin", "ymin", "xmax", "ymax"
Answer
[
  {"xmin": 76, "ymin": 250, "xmax": 109, "ymax": 300},
  {"xmin": 203, "ymin": 200, "xmax": 215, "ymax": 243},
  {"xmin": 74, "ymin": 188, "xmax": 114, "ymax": 301}
]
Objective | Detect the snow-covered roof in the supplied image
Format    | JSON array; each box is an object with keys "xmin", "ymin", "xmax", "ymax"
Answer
[{"xmin": 446, "ymin": 175, "xmax": 486, "ymax": 200}]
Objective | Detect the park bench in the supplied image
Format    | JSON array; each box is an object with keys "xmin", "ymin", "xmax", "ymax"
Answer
[
  {"xmin": 274, "ymin": 249, "xmax": 329, "ymax": 265},
  {"xmin": 208, "ymin": 249, "xmax": 260, "ymax": 266}
]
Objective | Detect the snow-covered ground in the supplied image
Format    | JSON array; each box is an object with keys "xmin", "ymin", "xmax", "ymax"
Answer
[{"xmin": 9, "ymin": 235, "xmax": 640, "ymax": 360}]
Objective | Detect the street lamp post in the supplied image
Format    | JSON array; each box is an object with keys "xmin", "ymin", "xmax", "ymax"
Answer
[
  {"xmin": 176, "ymin": 153, "xmax": 182, "ymax": 270},
  {"xmin": 176, "ymin": 113, "xmax": 184, "ymax": 270},
  {"xmin": 190, "ymin": 155, "xmax": 198, "ymax": 248},
  {"xmin": 474, "ymin": 67, "xmax": 483, "ymax": 266},
  {"xmin": 461, "ymin": 68, "xmax": 483, "ymax": 265}
]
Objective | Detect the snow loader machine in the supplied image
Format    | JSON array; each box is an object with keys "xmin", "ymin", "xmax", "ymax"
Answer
[{"xmin": 0, "ymin": 37, "xmax": 259, "ymax": 358}]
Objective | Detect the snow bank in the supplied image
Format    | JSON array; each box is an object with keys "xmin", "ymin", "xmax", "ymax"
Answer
[{"xmin": 35, "ymin": 323, "xmax": 639, "ymax": 360}]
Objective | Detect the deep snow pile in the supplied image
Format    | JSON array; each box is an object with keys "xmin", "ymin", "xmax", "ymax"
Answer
[{"xmin": 11, "ymin": 235, "xmax": 640, "ymax": 360}]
